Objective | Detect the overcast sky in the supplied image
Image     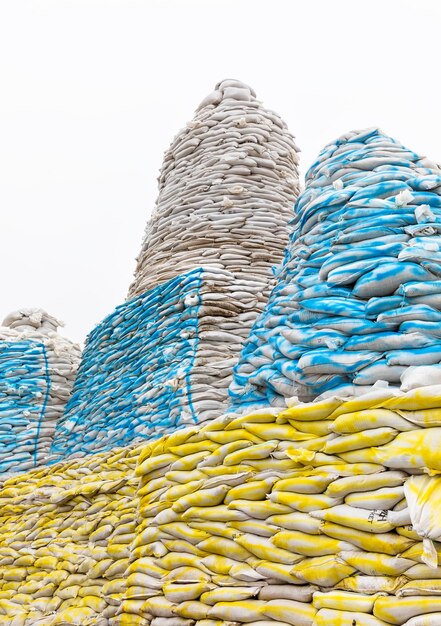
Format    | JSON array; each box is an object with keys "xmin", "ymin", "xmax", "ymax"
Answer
[{"xmin": 1, "ymin": 0, "xmax": 440, "ymax": 344}]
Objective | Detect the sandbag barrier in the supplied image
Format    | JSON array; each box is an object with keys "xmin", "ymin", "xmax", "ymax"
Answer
[
  {"xmin": 128, "ymin": 79, "xmax": 300, "ymax": 299},
  {"xmin": 50, "ymin": 266, "xmax": 274, "ymax": 462},
  {"xmin": 4, "ymin": 385, "xmax": 441, "ymax": 624},
  {"xmin": 229, "ymin": 127, "xmax": 441, "ymax": 408},
  {"xmin": 0, "ymin": 309, "xmax": 81, "ymax": 475}
]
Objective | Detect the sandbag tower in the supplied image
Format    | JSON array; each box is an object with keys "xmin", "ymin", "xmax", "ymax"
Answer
[
  {"xmin": 50, "ymin": 79, "xmax": 300, "ymax": 460},
  {"xmin": 0, "ymin": 309, "xmax": 81, "ymax": 474}
]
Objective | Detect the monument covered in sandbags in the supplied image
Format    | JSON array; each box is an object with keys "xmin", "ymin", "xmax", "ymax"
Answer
[
  {"xmin": 0, "ymin": 309, "xmax": 81, "ymax": 474},
  {"xmin": 50, "ymin": 79, "xmax": 300, "ymax": 460},
  {"xmin": 230, "ymin": 127, "xmax": 441, "ymax": 409}
]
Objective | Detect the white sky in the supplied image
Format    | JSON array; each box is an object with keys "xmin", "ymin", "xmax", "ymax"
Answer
[{"xmin": 1, "ymin": 0, "xmax": 440, "ymax": 344}]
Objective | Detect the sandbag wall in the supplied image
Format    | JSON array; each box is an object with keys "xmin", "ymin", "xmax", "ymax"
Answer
[
  {"xmin": 229, "ymin": 127, "xmax": 441, "ymax": 409},
  {"xmin": 3, "ymin": 387, "xmax": 441, "ymax": 624},
  {"xmin": 0, "ymin": 309, "xmax": 81, "ymax": 474}
]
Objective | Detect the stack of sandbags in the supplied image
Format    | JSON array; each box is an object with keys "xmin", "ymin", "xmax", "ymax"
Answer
[
  {"xmin": 50, "ymin": 266, "xmax": 273, "ymax": 462},
  {"xmin": 229, "ymin": 127, "xmax": 441, "ymax": 409},
  {"xmin": 125, "ymin": 384, "xmax": 441, "ymax": 626},
  {"xmin": 50, "ymin": 80, "xmax": 300, "ymax": 461},
  {"xmin": 0, "ymin": 308, "xmax": 81, "ymax": 474},
  {"xmin": 128, "ymin": 78, "xmax": 300, "ymax": 297},
  {"xmin": 0, "ymin": 441, "xmax": 140, "ymax": 625},
  {"xmin": 3, "ymin": 386, "xmax": 441, "ymax": 624}
]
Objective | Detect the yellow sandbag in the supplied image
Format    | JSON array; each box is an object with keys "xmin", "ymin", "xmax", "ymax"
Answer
[
  {"xmin": 406, "ymin": 564, "xmax": 441, "ymax": 579},
  {"xmin": 156, "ymin": 552, "xmax": 211, "ymax": 572},
  {"xmin": 163, "ymin": 582, "xmax": 212, "ymax": 603},
  {"xmin": 262, "ymin": 598, "xmax": 317, "ymax": 626},
  {"xmin": 339, "ymin": 550, "xmax": 415, "ymax": 576},
  {"xmin": 173, "ymin": 600, "xmax": 211, "ymax": 619},
  {"xmin": 326, "ymin": 471, "xmax": 407, "ymax": 498},
  {"xmin": 172, "ymin": 486, "xmax": 229, "ymax": 513},
  {"xmin": 170, "ymin": 451, "xmax": 213, "ymax": 472},
  {"xmin": 164, "ymin": 566, "xmax": 211, "ymax": 583},
  {"xmin": 398, "ymin": 408, "xmax": 441, "ymax": 427},
  {"xmin": 243, "ymin": 423, "xmax": 317, "ymax": 443},
  {"xmin": 280, "ymin": 433, "xmax": 335, "ymax": 453},
  {"xmin": 313, "ymin": 608, "xmax": 390, "ymax": 626},
  {"xmin": 274, "ymin": 474, "xmax": 336, "ymax": 494},
  {"xmin": 168, "ymin": 442, "xmax": 218, "ymax": 456},
  {"xmin": 272, "ymin": 530, "xmax": 354, "ymax": 557},
  {"xmin": 268, "ymin": 491, "xmax": 340, "ymax": 513},
  {"xmin": 398, "ymin": 579, "xmax": 441, "ymax": 596},
  {"xmin": 228, "ymin": 564, "xmax": 264, "ymax": 583},
  {"xmin": 207, "ymin": 600, "xmax": 266, "ymax": 622},
  {"xmin": 373, "ymin": 596, "xmax": 441, "ymax": 625},
  {"xmin": 234, "ymin": 533, "xmax": 303, "ymax": 564},
  {"xmin": 190, "ymin": 522, "xmax": 237, "ymax": 541},
  {"xmin": 331, "ymin": 409, "xmax": 414, "ymax": 434},
  {"xmin": 159, "ymin": 481, "xmax": 203, "ymax": 503},
  {"xmin": 335, "ymin": 575, "xmax": 405, "ymax": 595},
  {"xmin": 224, "ymin": 410, "xmax": 279, "ymax": 430},
  {"xmin": 138, "ymin": 476, "xmax": 169, "ymax": 497},
  {"xmin": 381, "ymin": 385, "xmax": 441, "ymax": 411},
  {"xmin": 199, "ymin": 441, "xmax": 253, "ymax": 467},
  {"xmin": 309, "ymin": 463, "xmax": 384, "ymax": 476},
  {"xmin": 165, "ymin": 470, "xmax": 205, "ymax": 484},
  {"xmin": 330, "ymin": 388, "xmax": 402, "ymax": 418},
  {"xmin": 227, "ymin": 500, "xmax": 291, "ymax": 519},
  {"xmin": 313, "ymin": 590, "xmax": 383, "ymax": 613},
  {"xmin": 160, "ymin": 523, "xmax": 210, "ymax": 545},
  {"xmin": 224, "ymin": 479, "xmax": 275, "ymax": 504},
  {"xmin": 266, "ymin": 512, "xmax": 323, "ymax": 535},
  {"xmin": 290, "ymin": 556, "xmax": 355, "ymax": 586},
  {"xmin": 50, "ymin": 607, "xmax": 98, "ymax": 625},
  {"xmin": 396, "ymin": 525, "xmax": 421, "ymax": 541},
  {"xmin": 201, "ymin": 465, "xmax": 253, "ymax": 477},
  {"xmin": 200, "ymin": 587, "xmax": 260, "ymax": 605},
  {"xmin": 284, "ymin": 419, "xmax": 333, "ymax": 436},
  {"xmin": 345, "ymin": 486, "xmax": 404, "ymax": 510},
  {"xmin": 254, "ymin": 560, "xmax": 303, "ymax": 584},
  {"xmin": 200, "ymin": 555, "xmax": 242, "ymax": 576},
  {"xmin": 404, "ymin": 475, "xmax": 441, "ymax": 561},
  {"xmin": 142, "ymin": 596, "xmax": 177, "ymax": 617},
  {"xmin": 181, "ymin": 506, "xmax": 247, "ymax": 523},
  {"xmin": 278, "ymin": 397, "xmax": 343, "ymax": 421},
  {"xmin": 320, "ymin": 521, "xmax": 415, "ymax": 556},
  {"xmin": 205, "ymin": 430, "xmax": 262, "ymax": 445},
  {"xmin": 223, "ymin": 442, "xmax": 278, "ymax": 466},
  {"xmin": 136, "ymin": 454, "xmax": 177, "ymax": 477},
  {"xmin": 310, "ymin": 504, "xmax": 395, "ymax": 533},
  {"xmin": 197, "ymin": 537, "xmax": 252, "ymax": 561},
  {"xmin": 323, "ymin": 427, "xmax": 397, "ymax": 454},
  {"xmin": 241, "ymin": 459, "xmax": 301, "ymax": 472},
  {"xmin": 228, "ymin": 520, "xmax": 278, "ymax": 538},
  {"xmin": 374, "ymin": 429, "xmax": 441, "ymax": 472},
  {"xmin": 401, "ymin": 541, "xmax": 441, "ymax": 568}
]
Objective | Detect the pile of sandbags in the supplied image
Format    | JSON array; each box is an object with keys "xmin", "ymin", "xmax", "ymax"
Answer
[
  {"xmin": 0, "ymin": 441, "xmax": 140, "ymax": 625},
  {"xmin": 3, "ymin": 385, "xmax": 441, "ymax": 624},
  {"xmin": 229, "ymin": 127, "xmax": 441, "ymax": 408},
  {"xmin": 49, "ymin": 80, "xmax": 300, "ymax": 461},
  {"xmin": 128, "ymin": 78, "xmax": 300, "ymax": 297},
  {"xmin": 0, "ymin": 309, "xmax": 81, "ymax": 474},
  {"xmin": 50, "ymin": 267, "xmax": 272, "ymax": 461}
]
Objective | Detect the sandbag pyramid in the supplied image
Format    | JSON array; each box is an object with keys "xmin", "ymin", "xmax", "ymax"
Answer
[{"xmin": 230, "ymin": 128, "xmax": 441, "ymax": 409}]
